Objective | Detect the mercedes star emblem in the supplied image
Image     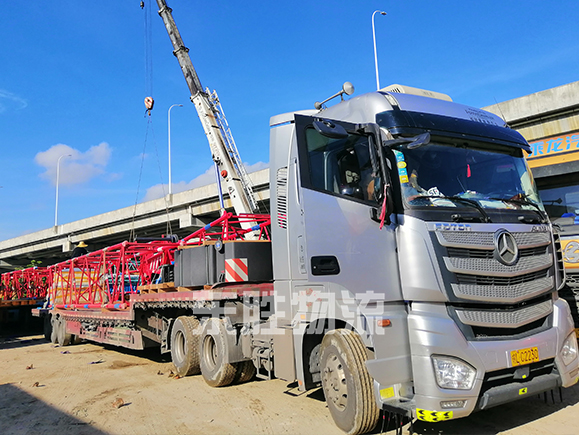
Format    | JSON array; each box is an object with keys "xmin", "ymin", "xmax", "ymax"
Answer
[{"xmin": 494, "ymin": 229, "xmax": 519, "ymax": 266}]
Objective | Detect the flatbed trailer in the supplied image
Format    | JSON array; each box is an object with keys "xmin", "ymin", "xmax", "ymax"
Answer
[{"xmin": 35, "ymin": 281, "xmax": 274, "ymax": 351}]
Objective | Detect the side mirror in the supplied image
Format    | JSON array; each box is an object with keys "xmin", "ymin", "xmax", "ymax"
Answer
[{"xmin": 313, "ymin": 119, "xmax": 348, "ymax": 139}]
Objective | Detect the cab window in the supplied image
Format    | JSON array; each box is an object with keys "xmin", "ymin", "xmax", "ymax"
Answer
[{"xmin": 302, "ymin": 125, "xmax": 376, "ymax": 203}]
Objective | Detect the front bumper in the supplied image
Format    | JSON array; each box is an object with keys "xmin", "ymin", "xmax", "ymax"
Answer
[{"xmin": 376, "ymin": 298, "xmax": 579, "ymax": 421}]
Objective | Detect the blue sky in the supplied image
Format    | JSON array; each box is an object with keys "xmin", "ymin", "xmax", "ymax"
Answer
[{"xmin": 2, "ymin": 0, "xmax": 579, "ymax": 241}]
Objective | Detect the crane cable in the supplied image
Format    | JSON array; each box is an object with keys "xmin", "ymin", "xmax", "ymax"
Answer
[
  {"xmin": 130, "ymin": 0, "xmax": 173, "ymax": 241},
  {"xmin": 143, "ymin": 0, "xmax": 153, "ymax": 101}
]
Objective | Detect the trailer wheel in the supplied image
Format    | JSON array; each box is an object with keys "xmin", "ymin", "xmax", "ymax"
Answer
[
  {"xmin": 200, "ymin": 318, "xmax": 237, "ymax": 387},
  {"xmin": 50, "ymin": 314, "xmax": 58, "ymax": 344},
  {"xmin": 56, "ymin": 316, "xmax": 72, "ymax": 347},
  {"xmin": 43, "ymin": 314, "xmax": 53, "ymax": 342},
  {"xmin": 320, "ymin": 329, "xmax": 379, "ymax": 435},
  {"xmin": 233, "ymin": 359, "xmax": 256, "ymax": 384},
  {"xmin": 171, "ymin": 316, "xmax": 201, "ymax": 377}
]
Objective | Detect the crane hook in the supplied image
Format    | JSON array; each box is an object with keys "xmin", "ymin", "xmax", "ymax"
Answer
[{"xmin": 144, "ymin": 96, "xmax": 154, "ymax": 116}]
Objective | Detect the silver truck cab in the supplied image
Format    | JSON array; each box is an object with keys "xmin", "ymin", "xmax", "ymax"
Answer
[{"xmin": 268, "ymin": 85, "xmax": 579, "ymax": 434}]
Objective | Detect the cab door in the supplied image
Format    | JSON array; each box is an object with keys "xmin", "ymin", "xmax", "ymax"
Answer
[{"xmin": 293, "ymin": 114, "xmax": 402, "ymax": 303}]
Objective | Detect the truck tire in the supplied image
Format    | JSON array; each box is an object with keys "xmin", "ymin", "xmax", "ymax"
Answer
[
  {"xmin": 233, "ymin": 359, "xmax": 256, "ymax": 384},
  {"xmin": 56, "ymin": 316, "xmax": 72, "ymax": 347},
  {"xmin": 320, "ymin": 329, "xmax": 379, "ymax": 435},
  {"xmin": 199, "ymin": 318, "xmax": 237, "ymax": 387},
  {"xmin": 50, "ymin": 314, "xmax": 58, "ymax": 344},
  {"xmin": 43, "ymin": 313, "xmax": 52, "ymax": 342},
  {"xmin": 171, "ymin": 316, "xmax": 201, "ymax": 377}
]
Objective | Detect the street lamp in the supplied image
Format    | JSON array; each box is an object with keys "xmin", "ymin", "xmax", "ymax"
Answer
[
  {"xmin": 372, "ymin": 10, "xmax": 387, "ymax": 91},
  {"xmin": 168, "ymin": 103, "xmax": 183, "ymax": 195},
  {"xmin": 55, "ymin": 154, "xmax": 71, "ymax": 227}
]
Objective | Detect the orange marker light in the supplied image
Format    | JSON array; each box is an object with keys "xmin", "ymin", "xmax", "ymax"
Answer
[{"xmin": 377, "ymin": 319, "xmax": 392, "ymax": 327}]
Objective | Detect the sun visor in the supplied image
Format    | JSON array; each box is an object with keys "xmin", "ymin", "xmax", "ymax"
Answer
[{"xmin": 381, "ymin": 92, "xmax": 506, "ymax": 128}]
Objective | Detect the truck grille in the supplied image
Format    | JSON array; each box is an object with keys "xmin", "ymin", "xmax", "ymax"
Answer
[
  {"xmin": 436, "ymin": 231, "xmax": 551, "ymax": 248},
  {"xmin": 452, "ymin": 275, "xmax": 552, "ymax": 303},
  {"xmin": 447, "ymin": 246, "xmax": 547, "ymax": 259},
  {"xmin": 455, "ymin": 269, "xmax": 548, "ymax": 286},
  {"xmin": 455, "ymin": 299, "xmax": 552, "ymax": 328},
  {"xmin": 434, "ymin": 228, "xmax": 555, "ymax": 334},
  {"xmin": 444, "ymin": 253, "xmax": 551, "ymax": 276}
]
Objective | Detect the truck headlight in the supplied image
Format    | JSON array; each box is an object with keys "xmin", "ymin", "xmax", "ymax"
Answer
[
  {"xmin": 561, "ymin": 333, "xmax": 578, "ymax": 366},
  {"xmin": 431, "ymin": 355, "xmax": 476, "ymax": 390}
]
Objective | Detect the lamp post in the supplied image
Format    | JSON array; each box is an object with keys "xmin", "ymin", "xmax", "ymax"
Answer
[
  {"xmin": 168, "ymin": 103, "xmax": 183, "ymax": 195},
  {"xmin": 372, "ymin": 10, "xmax": 387, "ymax": 91},
  {"xmin": 55, "ymin": 154, "xmax": 71, "ymax": 227}
]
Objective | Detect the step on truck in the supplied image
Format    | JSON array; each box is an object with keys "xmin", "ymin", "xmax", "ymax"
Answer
[{"xmin": 24, "ymin": 83, "xmax": 578, "ymax": 435}]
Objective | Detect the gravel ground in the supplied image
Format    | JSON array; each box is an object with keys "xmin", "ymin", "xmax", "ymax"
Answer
[{"xmin": 2, "ymin": 334, "xmax": 579, "ymax": 435}]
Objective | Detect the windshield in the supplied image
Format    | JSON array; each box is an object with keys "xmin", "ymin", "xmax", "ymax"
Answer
[
  {"xmin": 392, "ymin": 142, "xmax": 543, "ymax": 211},
  {"xmin": 539, "ymin": 183, "xmax": 579, "ymax": 230}
]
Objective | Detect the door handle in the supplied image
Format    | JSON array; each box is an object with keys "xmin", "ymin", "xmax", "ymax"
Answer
[{"xmin": 311, "ymin": 256, "xmax": 340, "ymax": 276}]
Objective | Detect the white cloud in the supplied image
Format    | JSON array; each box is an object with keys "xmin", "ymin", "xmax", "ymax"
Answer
[
  {"xmin": 0, "ymin": 89, "xmax": 28, "ymax": 113},
  {"xmin": 143, "ymin": 161, "xmax": 269, "ymax": 202},
  {"xmin": 35, "ymin": 142, "xmax": 112, "ymax": 186}
]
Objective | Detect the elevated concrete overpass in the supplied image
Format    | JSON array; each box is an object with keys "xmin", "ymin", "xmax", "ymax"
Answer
[{"xmin": 0, "ymin": 169, "xmax": 270, "ymax": 271}]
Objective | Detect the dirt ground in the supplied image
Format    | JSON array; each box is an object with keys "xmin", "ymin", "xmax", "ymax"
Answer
[{"xmin": 2, "ymin": 334, "xmax": 579, "ymax": 435}]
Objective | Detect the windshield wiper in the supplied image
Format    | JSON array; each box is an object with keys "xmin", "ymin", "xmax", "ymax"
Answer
[
  {"xmin": 487, "ymin": 196, "xmax": 548, "ymax": 224},
  {"xmin": 409, "ymin": 195, "xmax": 491, "ymax": 223}
]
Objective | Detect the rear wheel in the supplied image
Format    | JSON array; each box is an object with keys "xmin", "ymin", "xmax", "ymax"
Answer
[
  {"xmin": 320, "ymin": 329, "xmax": 379, "ymax": 435},
  {"xmin": 200, "ymin": 318, "xmax": 237, "ymax": 387},
  {"xmin": 56, "ymin": 316, "xmax": 72, "ymax": 347},
  {"xmin": 43, "ymin": 314, "xmax": 52, "ymax": 342},
  {"xmin": 50, "ymin": 314, "xmax": 58, "ymax": 344},
  {"xmin": 171, "ymin": 316, "xmax": 201, "ymax": 377},
  {"xmin": 233, "ymin": 359, "xmax": 256, "ymax": 384}
]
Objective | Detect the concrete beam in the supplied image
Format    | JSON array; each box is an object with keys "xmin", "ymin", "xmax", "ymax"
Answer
[{"xmin": 483, "ymin": 81, "xmax": 579, "ymax": 125}]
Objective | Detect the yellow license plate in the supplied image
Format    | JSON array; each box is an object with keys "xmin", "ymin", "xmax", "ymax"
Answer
[{"xmin": 510, "ymin": 347, "xmax": 539, "ymax": 367}]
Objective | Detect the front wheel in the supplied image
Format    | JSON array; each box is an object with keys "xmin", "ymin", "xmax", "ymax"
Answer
[{"xmin": 320, "ymin": 329, "xmax": 379, "ymax": 435}]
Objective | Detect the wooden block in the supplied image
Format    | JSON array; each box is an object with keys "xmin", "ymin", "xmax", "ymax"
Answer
[{"xmin": 175, "ymin": 286, "xmax": 204, "ymax": 292}]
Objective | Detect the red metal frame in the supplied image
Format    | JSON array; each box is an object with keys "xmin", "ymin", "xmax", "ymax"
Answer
[
  {"xmin": 0, "ymin": 267, "xmax": 50, "ymax": 302},
  {"xmin": 0, "ymin": 213, "xmax": 271, "ymax": 310},
  {"xmin": 181, "ymin": 212, "xmax": 271, "ymax": 244}
]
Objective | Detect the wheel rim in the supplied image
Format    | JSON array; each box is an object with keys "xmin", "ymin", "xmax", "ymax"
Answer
[
  {"xmin": 203, "ymin": 335, "xmax": 218, "ymax": 370},
  {"xmin": 174, "ymin": 329, "xmax": 185, "ymax": 362},
  {"xmin": 323, "ymin": 352, "xmax": 348, "ymax": 411}
]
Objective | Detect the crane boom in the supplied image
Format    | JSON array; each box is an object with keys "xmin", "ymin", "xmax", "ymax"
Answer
[{"xmin": 155, "ymin": 0, "xmax": 258, "ymax": 216}]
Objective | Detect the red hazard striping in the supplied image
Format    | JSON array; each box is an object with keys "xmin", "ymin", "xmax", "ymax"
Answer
[
  {"xmin": 225, "ymin": 263, "xmax": 244, "ymax": 282},
  {"xmin": 225, "ymin": 258, "xmax": 248, "ymax": 282}
]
